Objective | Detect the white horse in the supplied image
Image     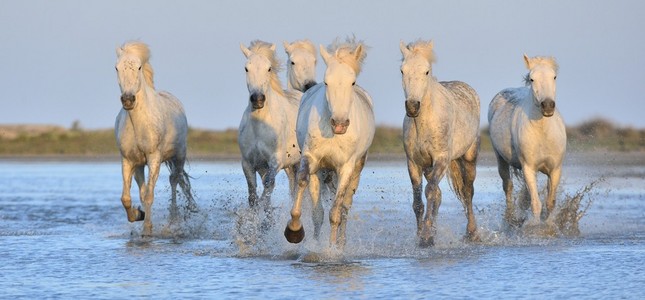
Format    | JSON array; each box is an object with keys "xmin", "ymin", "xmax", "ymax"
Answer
[
  {"xmin": 284, "ymin": 38, "xmax": 375, "ymax": 249},
  {"xmin": 238, "ymin": 40, "xmax": 302, "ymax": 209},
  {"xmin": 400, "ymin": 40, "xmax": 481, "ymax": 247},
  {"xmin": 284, "ymin": 39, "xmax": 317, "ymax": 92},
  {"xmin": 114, "ymin": 41, "xmax": 196, "ymax": 236},
  {"xmin": 488, "ymin": 54, "xmax": 566, "ymax": 227}
]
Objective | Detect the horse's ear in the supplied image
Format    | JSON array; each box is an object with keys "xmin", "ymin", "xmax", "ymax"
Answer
[
  {"xmin": 283, "ymin": 41, "xmax": 292, "ymax": 54},
  {"xmin": 353, "ymin": 44, "xmax": 364, "ymax": 62},
  {"xmin": 270, "ymin": 43, "xmax": 276, "ymax": 53},
  {"xmin": 523, "ymin": 54, "xmax": 532, "ymax": 69},
  {"xmin": 399, "ymin": 41, "xmax": 411, "ymax": 57},
  {"xmin": 320, "ymin": 45, "xmax": 331, "ymax": 65},
  {"xmin": 240, "ymin": 43, "xmax": 252, "ymax": 58},
  {"xmin": 116, "ymin": 46, "xmax": 123, "ymax": 57}
]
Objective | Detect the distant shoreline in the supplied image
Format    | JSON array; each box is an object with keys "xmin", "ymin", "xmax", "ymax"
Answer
[{"xmin": 1, "ymin": 151, "xmax": 643, "ymax": 167}]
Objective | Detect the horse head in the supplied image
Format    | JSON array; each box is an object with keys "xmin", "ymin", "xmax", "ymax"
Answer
[
  {"xmin": 400, "ymin": 40, "xmax": 435, "ymax": 118},
  {"xmin": 524, "ymin": 54, "xmax": 559, "ymax": 117},
  {"xmin": 241, "ymin": 41, "xmax": 282, "ymax": 110},
  {"xmin": 320, "ymin": 39, "xmax": 366, "ymax": 135},
  {"xmin": 284, "ymin": 40, "xmax": 317, "ymax": 92},
  {"xmin": 115, "ymin": 42, "xmax": 154, "ymax": 111}
]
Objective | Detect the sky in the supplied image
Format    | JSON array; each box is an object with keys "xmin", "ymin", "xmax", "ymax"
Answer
[{"xmin": 1, "ymin": 0, "xmax": 643, "ymax": 130}]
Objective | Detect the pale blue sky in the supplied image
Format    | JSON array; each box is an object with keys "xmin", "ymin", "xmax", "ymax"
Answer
[{"xmin": 1, "ymin": 0, "xmax": 643, "ymax": 130}]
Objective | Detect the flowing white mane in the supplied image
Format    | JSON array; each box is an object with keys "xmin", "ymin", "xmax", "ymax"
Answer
[
  {"xmin": 403, "ymin": 40, "xmax": 436, "ymax": 64},
  {"xmin": 325, "ymin": 37, "xmax": 368, "ymax": 75},
  {"xmin": 118, "ymin": 41, "xmax": 155, "ymax": 89},
  {"xmin": 286, "ymin": 39, "xmax": 316, "ymax": 56},
  {"xmin": 247, "ymin": 40, "xmax": 285, "ymax": 96},
  {"xmin": 524, "ymin": 56, "xmax": 559, "ymax": 85}
]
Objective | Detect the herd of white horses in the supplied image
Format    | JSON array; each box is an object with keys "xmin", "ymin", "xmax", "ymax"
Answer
[{"xmin": 114, "ymin": 37, "xmax": 566, "ymax": 248}]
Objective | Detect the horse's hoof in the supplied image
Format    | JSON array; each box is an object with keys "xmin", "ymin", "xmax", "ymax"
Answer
[
  {"xmin": 284, "ymin": 225, "xmax": 305, "ymax": 244},
  {"xmin": 418, "ymin": 236, "xmax": 434, "ymax": 248},
  {"xmin": 135, "ymin": 206, "xmax": 145, "ymax": 221}
]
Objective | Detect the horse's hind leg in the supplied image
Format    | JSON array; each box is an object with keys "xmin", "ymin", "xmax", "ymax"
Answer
[
  {"xmin": 462, "ymin": 140, "xmax": 479, "ymax": 241},
  {"xmin": 496, "ymin": 151, "xmax": 517, "ymax": 226},
  {"xmin": 174, "ymin": 157, "xmax": 197, "ymax": 213}
]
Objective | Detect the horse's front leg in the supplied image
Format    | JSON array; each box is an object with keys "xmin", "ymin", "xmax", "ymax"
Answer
[
  {"xmin": 309, "ymin": 171, "xmax": 324, "ymax": 240},
  {"xmin": 461, "ymin": 139, "xmax": 479, "ymax": 241},
  {"xmin": 142, "ymin": 155, "xmax": 162, "ymax": 236},
  {"xmin": 420, "ymin": 158, "xmax": 448, "ymax": 247},
  {"xmin": 337, "ymin": 155, "xmax": 367, "ymax": 249},
  {"xmin": 121, "ymin": 160, "xmax": 144, "ymax": 223},
  {"xmin": 545, "ymin": 166, "xmax": 562, "ymax": 219},
  {"xmin": 259, "ymin": 161, "xmax": 278, "ymax": 207},
  {"xmin": 521, "ymin": 166, "xmax": 542, "ymax": 224},
  {"xmin": 329, "ymin": 163, "xmax": 354, "ymax": 248},
  {"xmin": 285, "ymin": 156, "xmax": 313, "ymax": 244},
  {"xmin": 406, "ymin": 159, "xmax": 424, "ymax": 237},
  {"xmin": 241, "ymin": 159, "xmax": 258, "ymax": 207}
]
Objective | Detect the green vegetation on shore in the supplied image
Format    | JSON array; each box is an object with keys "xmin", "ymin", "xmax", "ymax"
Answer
[{"xmin": 0, "ymin": 118, "xmax": 643, "ymax": 158}]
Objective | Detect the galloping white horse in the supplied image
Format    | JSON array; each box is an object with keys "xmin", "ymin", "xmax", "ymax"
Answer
[
  {"xmin": 488, "ymin": 55, "xmax": 566, "ymax": 226},
  {"xmin": 284, "ymin": 39, "xmax": 317, "ymax": 92},
  {"xmin": 114, "ymin": 41, "xmax": 196, "ymax": 236},
  {"xmin": 284, "ymin": 38, "xmax": 375, "ymax": 249},
  {"xmin": 238, "ymin": 40, "xmax": 302, "ymax": 209},
  {"xmin": 400, "ymin": 40, "xmax": 481, "ymax": 247}
]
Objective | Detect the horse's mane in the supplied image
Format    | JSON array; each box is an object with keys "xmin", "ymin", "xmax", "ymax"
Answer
[
  {"xmin": 523, "ymin": 56, "xmax": 559, "ymax": 86},
  {"xmin": 248, "ymin": 40, "xmax": 285, "ymax": 96},
  {"xmin": 326, "ymin": 36, "xmax": 368, "ymax": 75},
  {"xmin": 286, "ymin": 39, "xmax": 316, "ymax": 56},
  {"xmin": 119, "ymin": 41, "xmax": 155, "ymax": 89},
  {"xmin": 404, "ymin": 40, "xmax": 436, "ymax": 64}
]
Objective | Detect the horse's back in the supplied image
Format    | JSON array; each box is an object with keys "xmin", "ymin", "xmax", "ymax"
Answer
[{"xmin": 440, "ymin": 81, "xmax": 480, "ymax": 112}]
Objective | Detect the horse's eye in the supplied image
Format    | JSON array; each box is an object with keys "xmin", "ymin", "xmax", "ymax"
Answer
[
  {"xmin": 400, "ymin": 69, "xmax": 404, "ymax": 75},
  {"xmin": 138, "ymin": 66, "xmax": 142, "ymax": 71},
  {"xmin": 554, "ymin": 76, "xmax": 557, "ymax": 80},
  {"xmin": 352, "ymin": 81, "xmax": 356, "ymax": 86},
  {"xmin": 425, "ymin": 71, "xmax": 429, "ymax": 76},
  {"xmin": 245, "ymin": 67, "xmax": 248, "ymax": 72},
  {"xmin": 530, "ymin": 78, "xmax": 534, "ymax": 82},
  {"xmin": 268, "ymin": 67, "xmax": 272, "ymax": 72},
  {"xmin": 291, "ymin": 61, "xmax": 295, "ymax": 65},
  {"xmin": 115, "ymin": 66, "xmax": 118, "ymax": 72},
  {"xmin": 324, "ymin": 82, "xmax": 328, "ymax": 86}
]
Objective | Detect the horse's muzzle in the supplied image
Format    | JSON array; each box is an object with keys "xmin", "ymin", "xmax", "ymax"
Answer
[
  {"xmin": 250, "ymin": 93, "xmax": 266, "ymax": 109},
  {"xmin": 331, "ymin": 118, "xmax": 349, "ymax": 135},
  {"xmin": 121, "ymin": 94, "xmax": 136, "ymax": 110},
  {"xmin": 303, "ymin": 81, "xmax": 317, "ymax": 92},
  {"xmin": 405, "ymin": 100, "xmax": 420, "ymax": 118},
  {"xmin": 541, "ymin": 99, "xmax": 555, "ymax": 117}
]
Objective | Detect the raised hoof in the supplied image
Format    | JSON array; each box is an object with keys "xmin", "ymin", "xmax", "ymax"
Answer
[
  {"xmin": 135, "ymin": 206, "xmax": 145, "ymax": 221},
  {"xmin": 418, "ymin": 236, "xmax": 435, "ymax": 248},
  {"xmin": 284, "ymin": 225, "xmax": 305, "ymax": 244}
]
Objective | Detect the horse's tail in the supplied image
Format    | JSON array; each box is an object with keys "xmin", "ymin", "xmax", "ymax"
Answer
[
  {"xmin": 447, "ymin": 159, "xmax": 468, "ymax": 209},
  {"xmin": 165, "ymin": 160, "xmax": 196, "ymax": 205}
]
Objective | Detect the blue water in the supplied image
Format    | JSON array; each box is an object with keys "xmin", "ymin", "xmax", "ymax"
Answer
[{"xmin": 1, "ymin": 156, "xmax": 644, "ymax": 298}]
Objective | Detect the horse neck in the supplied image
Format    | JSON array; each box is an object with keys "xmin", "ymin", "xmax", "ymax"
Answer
[
  {"xmin": 128, "ymin": 84, "xmax": 162, "ymax": 129},
  {"xmin": 420, "ymin": 80, "xmax": 445, "ymax": 113}
]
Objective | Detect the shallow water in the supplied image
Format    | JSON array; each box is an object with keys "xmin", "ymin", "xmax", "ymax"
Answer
[{"xmin": 1, "ymin": 157, "xmax": 644, "ymax": 298}]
